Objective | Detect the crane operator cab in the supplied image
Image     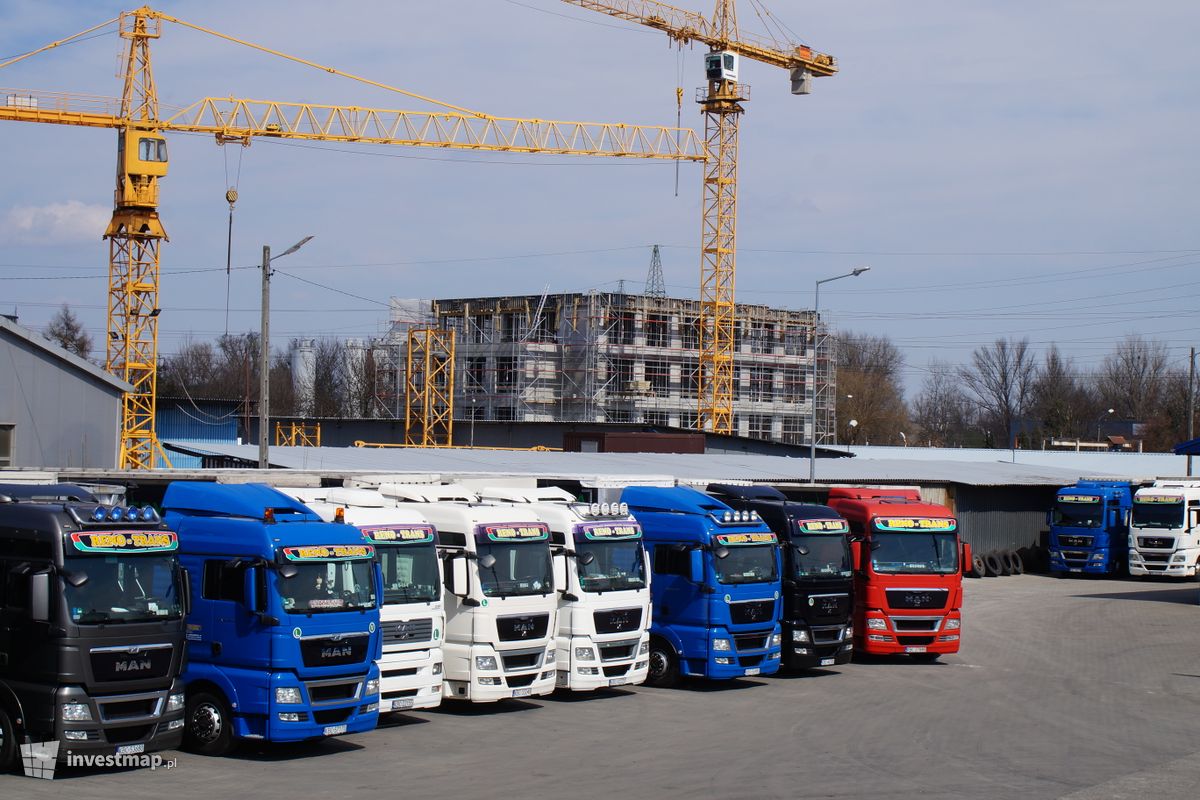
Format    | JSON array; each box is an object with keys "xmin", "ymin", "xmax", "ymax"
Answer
[
  {"xmin": 705, "ymin": 51, "xmax": 739, "ymax": 83},
  {"xmin": 119, "ymin": 130, "xmax": 169, "ymax": 178}
]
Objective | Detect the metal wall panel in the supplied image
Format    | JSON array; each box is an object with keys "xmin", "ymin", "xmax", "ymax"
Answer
[{"xmin": 954, "ymin": 485, "xmax": 1058, "ymax": 554}]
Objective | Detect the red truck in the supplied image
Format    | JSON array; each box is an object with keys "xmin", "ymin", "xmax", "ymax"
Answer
[{"xmin": 826, "ymin": 487, "xmax": 969, "ymax": 662}]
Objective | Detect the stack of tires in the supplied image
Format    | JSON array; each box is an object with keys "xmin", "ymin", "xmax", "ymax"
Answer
[{"xmin": 967, "ymin": 549, "xmax": 1027, "ymax": 577}]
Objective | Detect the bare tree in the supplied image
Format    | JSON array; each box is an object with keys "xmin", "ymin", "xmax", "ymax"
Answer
[
  {"xmin": 310, "ymin": 338, "xmax": 347, "ymax": 417},
  {"xmin": 912, "ymin": 359, "xmax": 977, "ymax": 447},
  {"xmin": 157, "ymin": 337, "xmax": 218, "ymax": 398},
  {"xmin": 344, "ymin": 344, "xmax": 379, "ymax": 418},
  {"xmin": 958, "ymin": 337, "xmax": 1037, "ymax": 447},
  {"xmin": 836, "ymin": 332, "xmax": 909, "ymax": 445},
  {"xmin": 1029, "ymin": 345, "xmax": 1098, "ymax": 441},
  {"xmin": 1097, "ymin": 335, "xmax": 1169, "ymax": 421},
  {"xmin": 44, "ymin": 304, "xmax": 92, "ymax": 360}
]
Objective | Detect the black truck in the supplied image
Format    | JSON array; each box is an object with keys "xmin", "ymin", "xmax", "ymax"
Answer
[
  {"xmin": 707, "ymin": 485, "xmax": 854, "ymax": 669},
  {"xmin": 0, "ymin": 484, "xmax": 187, "ymax": 771}
]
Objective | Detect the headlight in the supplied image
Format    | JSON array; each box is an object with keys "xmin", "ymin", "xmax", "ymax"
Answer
[
  {"xmin": 770, "ymin": 633, "xmax": 782, "ymax": 647},
  {"xmin": 475, "ymin": 655, "xmax": 499, "ymax": 670},
  {"xmin": 943, "ymin": 618, "xmax": 961, "ymax": 631},
  {"xmin": 1049, "ymin": 550, "xmax": 1061, "ymax": 559},
  {"xmin": 712, "ymin": 638, "xmax": 732, "ymax": 651},
  {"xmin": 574, "ymin": 647, "xmax": 596, "ymax": 661},
  {"xmin": 433, "ymin": 662, "xmax": 443, "ymax": 675},
  {"xmin": 365, "ymin": 678, "xmax": 380, "ymax": 696},
  {"xmin": 1092, "ymin": 553, "xmax": 1105, "ymax": 561},
  {"xmin": 791, "ymin": 629, "xmax": 810, "ymax": 642},
  {"xmin": 275, "ymin": 687, "xmax": 303, "ymax": 705},
  {"xmin": 866, "ymin": 618, "xmax": 888, "ymax": 631},
  {"xmin": 845, "ymin": 624, "xmax": 853, "ymax": 637},
  {"xmin": 1172, "ymin": 554, "xmax": 1187, "ymax": 562},
  {"xmin": 638, "ymin": 641, "xmax": 649, "ymax": 655},
  {"xmin": 62, "ymin": 702, "xmax": 92, "ymax": 721},
  {"xmin": 166, "ymin": 693, "xmax": 185, "ymax": 712},
  {"xmin": 545, "ymin": 649, "xmax": 557, "ymax": 665}
]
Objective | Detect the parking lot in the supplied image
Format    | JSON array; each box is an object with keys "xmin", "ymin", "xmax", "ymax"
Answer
[{"xmin": 5, "ymin": 574, "xmax": 1199, "ymax": 799}]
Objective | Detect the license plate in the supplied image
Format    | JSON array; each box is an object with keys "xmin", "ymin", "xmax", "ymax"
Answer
[
  {"xmin": 744, "ymin": 667, "xmax": 760, "ymax": 676},
  {"xmin": 512, "ymin": 688, "xmax": 532, "ymax": 698},
  {"xmin": 608, "ymin": 677, "xmax": 627, "ymax": 687},
  {"xmin": 1070, "ymin": 568, "xmax": 1082, "ymax": 573},
  {"xmin": 116, "ymin": 743, "xmax": 145, "ymax": 755},
  {"xmin": 904, "ymin": 646, "xmax": 926, "ymax": 654},
  {"xmin": 819, "ymin": 658, "xmax": 835, "ymax": 667},
  {"xmin": 323, "ymin": 724, "xmax": 347, "ymax": 736},
  {"xmin": 390, "ymin": 698, "xmax": 414, "ymax": 711}
]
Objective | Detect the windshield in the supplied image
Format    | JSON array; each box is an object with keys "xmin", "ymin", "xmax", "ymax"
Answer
[
  {"xmin": 64, "ymin": 555, "xmax": 183, "ymax": 625},
  {"xmin": 1053, "ymin": 500, "xmax": 1103, "ymax": 528},
  {"xmin": 575, "ymin": 540, "xmax": 647, "ymax": 593},
  {"xmin": 1131, "ymin": 500, "xmax": 1184, "ymax": 529},
  {"xmin": 791, "ymin": 534, "xmax": 852, "ymax": 578},
  {"xmin": 870, "ymin": 533, "xmax": 959, "ymax": 574},
  {"xmin": 278, "ymin": 560, "xmax": 377, "ymax": 614},
  {"xmin": 477, "ymin": 541, "xmax": 553, "ymax": 597},
  {"xmin": 713, "ymin": 544, "xmax": 778, "ymax": 585},
  {"xmin": 379, "ymin": 544, "xmax": 440, "ymax": 604}
]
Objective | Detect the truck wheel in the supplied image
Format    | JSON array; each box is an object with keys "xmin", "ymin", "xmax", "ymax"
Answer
[
  {"xmin": 971, "ymin": 553, "xmax": 987, "ymax": 578},
  {"xmin": 184, "ymin": 691, "xmax": 234, "ymax": 756},
  {"xmin": 646, "ymin": 639, "xmax": 680, "ymax": 688},
  {"xmin": 985, "ymin": 552, "xmax": 1006, "ymax": 577},
  {"xmin": 0, "ymin": 705, "xmax": 17, "ymax": 773},
  {"xmin": 1007, "ymin": 550, "xmax": 1026, "ymax": 575}
]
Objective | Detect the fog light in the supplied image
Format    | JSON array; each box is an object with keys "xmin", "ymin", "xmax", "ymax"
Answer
[
  {"xmin": 478, "ymin": 677, "xmax": 502, "ymax": 686},
  {"xmin": 64, "ymin": 730, "xmax": 89, "ymax": 741},
  {"xmin": 635, "ymin": 660, "xmax": 648, "ymax": 669},
  {"xmin": 715, "ymin": 657, "xmax": 732, "ymax": 665},
  {"xmin": 275, "ymin": 687, "xmax": 303, "ymax": 704},
  {"xmin": 792, "ymin": 629, "xmax": 810, "ymax": 642},
  {"xmin": 167, "ymin": 719, "xmax": 185, "ymax": 731},
  {"xmin": 868, "ymin": 634, "xmax": 892, "ymax": 642},
  {"xmin": 363, "ymin": 703, "xmax": 379, "ymax": 713},
  {"xmin": 541, "ymin": 671, "xmax": 555, "ymax": 680},
  {"xmin": 62, "ymin": 703, "xmax": 92, "ymax": 721},
  {"xmin": 167, "ymin": 692, "xmax": 185, "ymax": 712},
  {"xmin": 768, "ymin": 651, "xmax": 780, "ymax": 659},
  {"xmin": 278, "ymin": 712, "xmax": 302, "ymax": 722},
  {"xmin": 794, "ymin": 647, "xmax": 810, "ymax": 655},
  {"xmin": 940, "ymin": 634, "xmax": 960, "ymax": 642}
]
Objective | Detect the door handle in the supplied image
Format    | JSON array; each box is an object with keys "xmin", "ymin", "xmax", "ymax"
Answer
[{"xmin": 211, "ymin": 642, "xmax": 222, "ymax": 657}]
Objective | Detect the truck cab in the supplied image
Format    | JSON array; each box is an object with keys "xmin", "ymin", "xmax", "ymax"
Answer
[
  {"xmin": 0, "ymin": 483, "xmax": 186, "ymax": 771},
  {"xmin": 478, "ymin": 487, "xmax": 651, "ymax": 692},
  {"xmin": 827, "ymin": 487, "xmax": 967, "ymax": 662},
  {"xmin": 1128, "ymin": 479, "xmax": 1200, "ymax": 578},
  {"xmin": 378, "ymin": 484, "xmax": 558, "ymax": 703},
  {"xmin": 163, "ymin": 483, "xmax": 381, "ymax": 755},
  {"xmin": 707, "ymin": 484, "xmax": 854, "ymax": 669},
  {"xmin": 621, "ymin": 485, "xmax": 783, "ymax": 687},
  {"xmin": 1048, "ymin": 480, "xmax": 1135, "ymax": 576},
  {"xmin": 280, "ymin": 487, "xmax": 444, "ymax": 714}
]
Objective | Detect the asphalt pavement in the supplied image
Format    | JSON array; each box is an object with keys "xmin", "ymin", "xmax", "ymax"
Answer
[{"xmin": 5, "ymin": 574, "xmax": 1199, "ymax": 799}]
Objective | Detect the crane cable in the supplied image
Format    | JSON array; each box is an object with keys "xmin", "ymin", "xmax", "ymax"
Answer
[
  {"xmin": 222, "ymin": 142, "xmax": 245, "ymax": 336},
  {"xmin": 675, "ymin": 47, "xmax": 686, "ymax": 197}
]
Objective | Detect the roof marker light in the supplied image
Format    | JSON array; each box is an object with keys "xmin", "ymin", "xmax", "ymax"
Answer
[
  {"xmin": 92, "ymin": 507, "xmax": 107, "ymax": 522},
  {"xmin": 334, "ymin": 507, "xmax": 345, "ymax": 524}
]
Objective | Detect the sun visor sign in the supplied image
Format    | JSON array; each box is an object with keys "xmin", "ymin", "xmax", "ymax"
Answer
[
  {"xmin": 875, "ymin": 517, "xmax": 957, "ymax": 532},
  {"xmin": 714, "ymin": 532, "xmax": 778, "ymax": 546},
  {"xmin": 282, "ymin": 544, "xmax": 375, "ymax": 561},
  {"xmin": 71, "ymin": 531, "xmax": 178, "ymax": 553},
  {"xmin": 1135, "ymin": 495, "xmax": 1182, "ymax": 504},
  {"xmin": 577, "ymin": 522, "xmax": 642, "ymax": 540},
  {"xmin": 481, "ymin": 524, "xmax": 550, "ymax": 542},
  {"xmin": 797, "ymin": 519, "xmax": 849, "ymax": 534},
  {"xmin": 359, "ymin": 525, "xmax": 436, "ymax": 545},
  {"xmin": 1060, "ymin": 495, "xmax": 1100, "ymax": 504}
]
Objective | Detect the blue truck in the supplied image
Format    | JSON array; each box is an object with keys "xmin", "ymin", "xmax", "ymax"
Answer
[
  {"xmin": 162, "ymin": 483, "xmax": 381, "ymax": 755},
  {"xmin": 1049, "ymin": 479, "xmax": 1136, "ymax": 576},
  {"xmin": 620, "ymin": 485, "xmax": 782, "ymax": 687}
]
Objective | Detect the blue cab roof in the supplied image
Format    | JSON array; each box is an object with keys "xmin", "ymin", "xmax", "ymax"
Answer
[
  {"xmin": 621, "ymin": 485, "xmax": 773, "ymax": 543},
  {"xmin": 1058, "ymin": 480, "xmax": 1135, "ymax": 494}
]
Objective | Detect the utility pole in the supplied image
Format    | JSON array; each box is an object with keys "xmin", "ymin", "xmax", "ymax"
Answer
[
  {"xmin": 1188, "ymin": 346, "xmax": 1195, "ymax": 476},
  {"xmin": 259, "ymin": 245, "xmax": 271, "ymax": 469}
]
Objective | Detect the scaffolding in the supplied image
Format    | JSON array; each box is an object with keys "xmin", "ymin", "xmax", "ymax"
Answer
[{"xmin": 404, "ymin": 328, "xmax": 455, "ymax": 447}]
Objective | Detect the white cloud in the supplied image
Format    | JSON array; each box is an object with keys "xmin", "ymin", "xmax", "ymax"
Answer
[{"xmin": 1, "ymin": 200, "xmax": 109, "ymax": 244}]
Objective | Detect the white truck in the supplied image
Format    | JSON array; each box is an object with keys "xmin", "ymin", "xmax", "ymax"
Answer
[
  {"xmin": 478, "ymin": 487, "xmax": 651, "ymax": 691},
  {"xmin": 280, "ymin": 487, "xmax": 445, "ymax": 712},
  {"xmin": 376, "ymin": 483, "xmax": 559, "ymax": 702},
  {"xmin": 1128, "ymin": 479, "xmax": 1200, "ymax": 578}
]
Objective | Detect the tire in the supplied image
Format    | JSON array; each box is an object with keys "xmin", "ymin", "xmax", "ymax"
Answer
[
  {"xmin": 1009, "ymin": 550, "xmax": 1026, "ymax": 575},
  {"xmin": 910, "ymin": 652, "xmax": 941, "ymax": 663},
  {"xmin": 184, "ymin": 690, "xmax": 234, "ymax": 756},
  {"xmin": 971, "ymin": 553, "xmax": 987, "ymax": 578},
  {"xmin": 646, "ymin": 638, "xmax": 680, "ymax": 688},
  {"xmin": 0, "ymin": 704, "xmax": 17, "ymax": 774},
  {"xmin": 984, "ymin": 551, "xmax": 1006, "ymax": 577}
]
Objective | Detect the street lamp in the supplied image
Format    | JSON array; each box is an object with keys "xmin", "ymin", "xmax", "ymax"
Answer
[
  {"xmin": 470, "ymin": 397, "xmax": 477, "ymax": 448},
  {"xmin": 809, "ymin": 266, "xmax": 870, "ymax": 483},
  {"xmin": 1096, "ymin": 407, "xmax": 1115, "ymax": 443},
  {"xmin": 259, "ymin": 235, "xmax": 315, "ymax": 469},
  {"xmin": 847, "ymin": 419, "xmax": 858, "ymax": 455}
]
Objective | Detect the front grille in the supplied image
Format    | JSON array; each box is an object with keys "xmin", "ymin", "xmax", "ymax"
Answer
[
  {"xmin": 90, "ymin": 645, "xmax": 173, "ymax": 682},
  {"xmin": 98, "ymin": 698, "xmax": 158, "ymax": 721},
  {"xmin": 897, "ymin": 635, "xmax": 935, "ymax": 646},
  {"xmin": 381, "ymin": 617, "xmax": 433, "ymax": 645},
  {"xmin": 1059, "ymin": 535, "xmax": 1093, "ymax": 547},
  {"xmin": 1145, "ymin": 564, "xmax": 1167, "ymax": 571},
  {"xmin": 1062, "ymin": 551, "xmax": 1089, "ymax": 560},
  {"xmin": 307, "ymin": 681, "xmax": 360, "ymax": 704},
  {"xmin": 729, "ymin": 600, "xmax": 775, "ymax": 625},
  {"xmin": 383, "ymin": 689, "xmax": 418, "ymax": 700},
  {"xmin": 598, "ymin": 642, "xmax": 637, "ymax": 662},
  {"xmin": 734, "ymin": 634, "xmax": 768, "ymax": 651},
  {"xmin": 892, "ymin": 618, "xmax": 940, "ymax": 632},
  {"xmin": 738, "ymin": 655, "xmax": 764, "ymax": 667},
  {"xmin": 1141, "ymin": 553, "xmax": 1171, "ymax": 563},
  {"xmin": 312, "ymin": 708, "xmax": 352, "ymax": 725},
  {"xmin": 805, "ymin": 593, "xmax": 851, "ymax": 624},
  {"xmin": 885, "ymin": 589, "xmax": 948, "ymax": 611},
  {"xmin": 382, "ymin": 667, "xmax": 418, "ymax": 678},
  {"xmin": 496, "ymin": 614, "xmax": 550, "ymax": 642},
  {"xmin": 299, "ymin": 634, "xmax": 370, "ymax": 668},
  {"xmin": 811, "ymin": 626, "xmax": 844, "ymax": 644},
  {"xmin": 105, "ymin": 724, "xmax": 153, "ymax": 744},
  {"xmin": 502, "ymin": 652, "xmax": 540, "ymax": 671},
  {"xmin": 593, "ymin": 608, "xmax": 643, "ymax": 634},
  {"xmin": 603, "ymin": 664, "xmax": 630, "ymax": 678},
  {"xmin": 505, "ymin": 673, "xmax": 536, "ymax": 688},
  {"xmin": 1139, "ymin": 537, "xmax": 1174, "ymax": 549}
]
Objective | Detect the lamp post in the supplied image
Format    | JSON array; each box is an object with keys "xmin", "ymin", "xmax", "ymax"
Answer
[
  {"xmin": 809, "ymin": 267, "xmax": 870, "ymax": 483},
  {"xmin": 847, "ymin": 419, "xmax": 858, "ymax": 455},
  {"xmin": 259, "ymin": 235, "xmax": 315, "ymax": 469},
  {"xmin": 470, "ymin": 397, "xmax": 477, "ymax": 448},
  {"xmin": 1096, "ymin": 407, "xmax": 1115, "ymax": 443}
]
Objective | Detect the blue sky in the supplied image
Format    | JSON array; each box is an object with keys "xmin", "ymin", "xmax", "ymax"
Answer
[{"xmin": 2, "ymin": 1, "xmax": 1198, "ymax": 396}]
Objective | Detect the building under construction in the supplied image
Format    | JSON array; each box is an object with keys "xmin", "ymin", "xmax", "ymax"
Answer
[{"xmin": 370, "ymin": 292, "xmax": 837, "ymax": 446}]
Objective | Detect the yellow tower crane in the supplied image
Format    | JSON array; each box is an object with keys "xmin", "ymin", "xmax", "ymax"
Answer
[
  {"xmin": 561, "ymin": 1, "xmax": 837, "ymax": 434},
  {"xmin": 0, "ymin": 6, "xmax": 704, "ymax": 466}
]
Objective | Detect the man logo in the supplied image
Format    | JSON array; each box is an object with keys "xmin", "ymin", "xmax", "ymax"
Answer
[
  {"xmin": 513, "ymin": 618, "xmax": 536, "ymax": 638},
  {"xmin": 321, "ymin": 646, "xmax": 353, "ymax": 659},
  {"xmin": 395, "ymin": 623, "xmax": 413, "ymax": 640},
  {"xmin": 903, "ymin": 593, "xmax": 932, "ymax": 608},
  {"xmin": 114, "ymin": 658, "xmax": 152, "ymax": 673},
  {"xmin": 819, "ymin": 597, "xmax": 840, "ymax": 615}
]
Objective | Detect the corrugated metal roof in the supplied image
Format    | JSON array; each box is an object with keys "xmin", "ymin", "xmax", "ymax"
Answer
[
  {"xmin": 0, "ymin": 316, "xmax": 133, "ymax": 393},
  {"xmin": 840, "ymin": 444, "xmax": 1184, "ymax": 481},
  {"xmin": 164, "ymin": 442, "xmax": 1124, "ymax": 488}
]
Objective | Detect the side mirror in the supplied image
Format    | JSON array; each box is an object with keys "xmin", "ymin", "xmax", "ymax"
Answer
[
  {"xmin": 849, "ymin": 540, "xmax": 863, "ymax": 572},
  {"xmin": 450, "ymin": 556, "xmax": 479, "ymax": 606},
  {"xmin": 688, "ymin": 549, "xmax": 704, "ymax": 583},
  {"xmin": 961, "ymin": 542, "xmax": 972, "ymax": 576},
  {"xmin": 712, "ymin": 546, "xmax": 730, "ymax": 560},
  {"xmin": 180, "ymin": 568, "xmax": 192, "ymax": 617},
  {"xmin": 552, "ymin": 552, "xmax": 569, "ymax": 596},
  {"xmin": 30, "ymin": 570, "xmax": 52, "ymax": 623},
  {"xmin": 279, "ymin": 564, "xmax": 300, "ymax": 579}
]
